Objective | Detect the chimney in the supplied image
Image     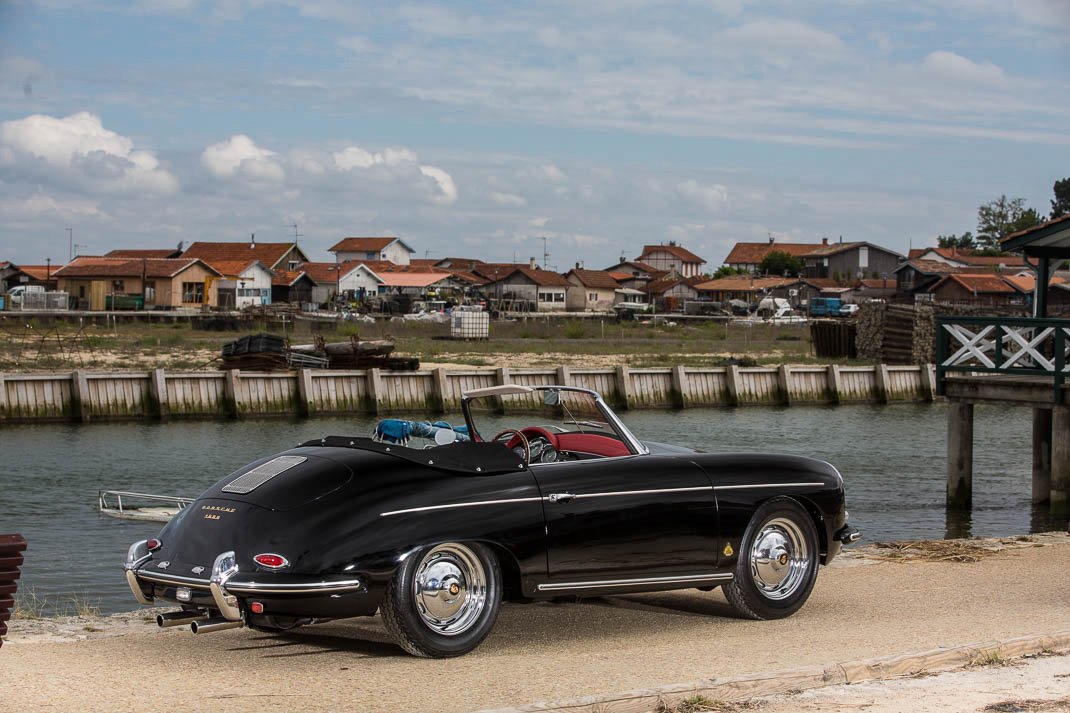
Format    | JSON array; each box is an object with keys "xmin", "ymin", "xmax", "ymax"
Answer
[
  {"xmin": 822, "ymin": 237, "xmax": 828, "ymax": 246},
  {"xmin": 768, "ymin": 235, "xmax": 775, "ymax": 245},
  {"xmin": 575, "ymin": 262, "xmax": 581, "ymax": 270},
  {"xmin": 529, "ymin": 257, "xmax": 537, "ymax": 270},
  {"xmin": 250, "ymin": 233, "xmax": 256, "ymax": 248}
]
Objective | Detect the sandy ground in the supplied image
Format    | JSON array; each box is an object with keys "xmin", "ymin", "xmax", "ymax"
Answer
[{"xmin": 2, "ymin": 534, "xmax": 1069, "ymax": 712}]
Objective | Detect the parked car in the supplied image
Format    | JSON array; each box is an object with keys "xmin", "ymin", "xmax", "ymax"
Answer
[
  {"xmin": 123, "ymin": 385, "xmax": 859, "ymax": 658},
  {"xmin": 839, "ymin": 303, "xmax": 860, "ymax": 316}
]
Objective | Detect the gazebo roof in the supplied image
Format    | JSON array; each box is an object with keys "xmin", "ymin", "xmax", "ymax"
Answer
[{"xmin": 1001, "ymin": 214, "xmax": 1070, "ymax": 258}]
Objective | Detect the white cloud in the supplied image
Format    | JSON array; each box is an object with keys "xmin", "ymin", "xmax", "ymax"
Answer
[
  {"xmin": 922, "ymin": 51, "xmax": 1006, "ymax": 85},
  {"xmin": 201, "ymin": 134, "xmax": 285, "ymax": 182},
  {"xmin": 333, "ymin": 145, "xmax": 419, "ymax": 170},
  {"xmin": 490, "ymin": 191, "xmax": 526, "ymax": 206},
  {"xmin": 530, "ymin": 216, "xmax": 550, "ymax": 228},
  {"xmin": 3, "ymin": 193, "xmax": 107, "ymax": 220},
  {"xmin": 420, "ymin": 165, "xmax": 458, "ymax": 204},
  {"xmin": 676, "ymin": 179, "xmax": 728, "ymax": 213},
  {"xmin": 0, "ymin": 112, "xmax": 178, "ymax": 194}
]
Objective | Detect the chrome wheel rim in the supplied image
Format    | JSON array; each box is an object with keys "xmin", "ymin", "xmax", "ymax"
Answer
[
  {"xmin": 749, "ymin": 517, "xmax": 810, "ymax": 601},
  {"xmin": 412, "ymin": 543, "xmax": 487, "ymax": 636}
]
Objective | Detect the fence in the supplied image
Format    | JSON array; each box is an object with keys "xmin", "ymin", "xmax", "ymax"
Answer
[{"xmin": 0, "ymin": 364, "xmax": 938, "ymax": 423}]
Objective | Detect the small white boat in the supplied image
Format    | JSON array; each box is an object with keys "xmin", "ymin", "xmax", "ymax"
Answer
[{"xmin": 98, "ymin": 490, "xmax": 193, "ymax": 523}]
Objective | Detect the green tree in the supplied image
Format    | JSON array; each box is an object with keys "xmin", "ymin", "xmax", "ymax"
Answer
[
  {"xmin": 759, "ymin": 249, "xmax": 803, "ymax": 277},
  {"xmin": 711, "ymin": 265, "xmax": 749, "ymax": 279},
  {"xmin": 1051, "ymin": 177, "xmax": 1070, "ymax": 219},
  {"xmin": 937, "ymin": 231, "xmax": 976, "ymax": 249},
  {"xmin": 976, "ymin": 195, "xmax": 1041, "ymax": 249}
]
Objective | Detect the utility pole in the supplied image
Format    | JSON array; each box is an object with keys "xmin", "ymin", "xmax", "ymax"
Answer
[
  {"xmin": 541, "ymin": 236, "xmax": 550, "ymax": 269},
  {"xmin": 66, "ymin": 228, "xmax": 73, "ymax": 261}
]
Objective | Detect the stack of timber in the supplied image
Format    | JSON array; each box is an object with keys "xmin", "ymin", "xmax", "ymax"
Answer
[
  {"xmin": 221, "ymin": 333, "xmax": 289, "ymax": 370},
  {"xmin": 0, "ymin": 534, "xmax": 26, "ymax": 648},
  {"xmin": 289, "ymin": 335, "xmax": 420, "ymax": 371},
  {"xmin": 810, "ymin": 320, "xmax": 857, "ymax": 359},
  {"xmin": 881, "ymin": 305, "xmax": 917, "ymax": 364},
  {"xmin": 854, "ymin": 302, "xmax": 886, "ymax": 361}
]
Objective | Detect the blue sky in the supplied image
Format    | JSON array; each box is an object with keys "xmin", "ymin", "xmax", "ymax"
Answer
[{"xmin": 1, "ymin": 0, "xmax": 1068, "ymax": 268}]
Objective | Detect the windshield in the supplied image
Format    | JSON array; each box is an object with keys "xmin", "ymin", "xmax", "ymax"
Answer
[{"xmin": 465, "ymin": 387, "xmax": 614, "ymax": 441}]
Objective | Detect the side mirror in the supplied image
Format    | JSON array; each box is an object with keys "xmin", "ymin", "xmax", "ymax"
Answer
[{"xmin": 542, "ymin": 389, "xmax": 561, "ymax": 406}]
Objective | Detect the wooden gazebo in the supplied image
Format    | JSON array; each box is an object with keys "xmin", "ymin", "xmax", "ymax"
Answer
[{"xmin": 935, "ymin": 215, "xmax": 1070, "ymax": 515}]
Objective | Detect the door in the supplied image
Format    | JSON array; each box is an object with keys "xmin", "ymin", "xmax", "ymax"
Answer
[{"xmin": 531, "ymin": 455, "xmax": 719, "ymax": 582}]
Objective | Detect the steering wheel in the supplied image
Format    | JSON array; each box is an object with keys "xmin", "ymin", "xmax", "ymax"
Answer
[{"xmin": 492, "ymin": 429, "xmax": 530, "ymax": 464}]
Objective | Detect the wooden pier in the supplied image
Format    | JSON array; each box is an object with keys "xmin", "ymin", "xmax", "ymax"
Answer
[{"xmin": 0, "ymin": 362, "xmax": 937, "ymax": 423}]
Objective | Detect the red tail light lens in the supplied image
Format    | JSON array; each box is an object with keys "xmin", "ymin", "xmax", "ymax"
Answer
[
  {"xmin": 250, "ymin": 602, "xmax": 265, "ymax": 614},
  {"xmin": 253, "ymin": 553, "xmax": 289, "ymax": 569},
  {"xmin": 146, "ymin": 539, "xmax": 162, "ymax": 551}
]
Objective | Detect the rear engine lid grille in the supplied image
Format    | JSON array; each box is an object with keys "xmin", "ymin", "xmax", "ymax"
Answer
[{"xmin": 222, "ymin": 456, "xmax": 307, "ymax": 494}]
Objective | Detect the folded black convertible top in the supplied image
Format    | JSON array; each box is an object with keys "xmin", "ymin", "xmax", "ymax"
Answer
[{"xmin": 298, "ymin": 436, "xmax": 527, "ymax": 475}]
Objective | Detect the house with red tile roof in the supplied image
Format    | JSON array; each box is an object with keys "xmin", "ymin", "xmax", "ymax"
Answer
[
  {"xmin": 52, "ymin": 256, "xmax": 221, "ymax": 310},
  {"xmin": 208, "ymin": 260, "xmax": 275, "ymax": 309},
  {"xmin": 1, "ymin": 263, "xmax": 59, "ymax": 292},
  {"xmin": 481, "ymin": 266, "xmax": 570, "ymax": 312},
  {"xmin": 271, "ymin": 270, "xmax": 317, "ymax": 304},
  {"xmin": 328, "ymin": 237, "xmax": 414, "ymax": 265},
  {"xmin": 637, "ymin": 242, "xmax": 707, "ymax": 277},
  {"xmin": 105, "ymin": 248, "xmax": 183, "ymax": 259},
  {"xmin": 909, "ymin": 246, "xmax": 1026, "ymax": 268},
  {"xmin": 564, "ymin": 268, "xmax": 622, "ymax": 311},
  {"xmin": 723, "ymin": 239, "xmax": 825, "ymax": 273},
  {"xmin": 182, "ymin": 239, "xmax": 308, "ymax": 272}
]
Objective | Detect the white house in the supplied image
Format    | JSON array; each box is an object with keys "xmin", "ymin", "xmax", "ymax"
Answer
[
  {"xmin": 211, "ymin": 259, "xmax": 275, "ymax": 309},
  {"xmin": 329, "ymin": 237, "xmax": 415, "ymax": 265}
]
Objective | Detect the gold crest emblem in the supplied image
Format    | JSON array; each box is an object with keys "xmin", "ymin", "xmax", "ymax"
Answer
[{"xmin": 723, "ymin": 543, "xmax": 734, "ymax": 557}]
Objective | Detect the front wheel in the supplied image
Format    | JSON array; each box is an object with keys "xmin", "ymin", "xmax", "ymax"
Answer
[
  {"xmin": 722, "ymin": 497, "xmax": 819, "ymax": 620},
  {"xmin": 380, "ymin": 542, "xmax": 501, "ymax": 658}
]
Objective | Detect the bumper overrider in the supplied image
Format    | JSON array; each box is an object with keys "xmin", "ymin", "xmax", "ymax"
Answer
[{"xmin": 124, "ymin": 540, "xmax": 369, "ymax": 632}]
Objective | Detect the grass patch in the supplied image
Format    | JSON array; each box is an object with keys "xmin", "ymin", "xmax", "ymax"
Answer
[
  {"xmin": 871, "ymin": 540, "xmax": 1000, "ymax": 563},
  {"xmin": 12, "ymin": 588, "xmax": 101, "ymax": 619},
  {"xmin": 983, "ymin": 695, "xmax": 1070, "ymax": 712},
  {"xmin": 655, "ymin": 696, "xmax": 760, "ymax": 713}
]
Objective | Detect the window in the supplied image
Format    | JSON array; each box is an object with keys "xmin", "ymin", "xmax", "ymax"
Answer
[
  {"xmin": 589, "ymin": 292, "xmax": 598, "ymax": 302},
  {"xmin": 182, "ymin": 282, "xmax": 205, "ymax": 304},
  {"xmin": 858, "ymin": 246, "xmax": 869, "ymax": 269},
  {"xmin": 144, "ymin": 281, "xmax": 156, "ymax": 303},
  {"xmin": 538, "ymin": 291, "xmax": 565, "ymax": 303}
]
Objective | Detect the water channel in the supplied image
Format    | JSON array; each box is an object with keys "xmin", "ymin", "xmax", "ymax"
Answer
[{"xmin": 2, "ymin": 403, "xmax": 1064, "ymax": 614}]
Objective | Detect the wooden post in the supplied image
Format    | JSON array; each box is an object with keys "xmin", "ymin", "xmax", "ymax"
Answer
[
  {"xmin": 0, "ymin": 373, "xmax": 7, "ymax": 421},
  {"xmin": 366, "ymin": 368, "xmax": 383, "ymax": 415},
  {"xmin": 430, "ymin": 367, "xmax": 449, "ymax": 414},
  {"xmin": 615, "ymin": 365, "xmax": 632, "ymax": 410},
  {"xmin": 1051, "ymin": 404, "xmax": 1070, "ymax": 515},
  {"xmin": 826, "ymin": 364, "xmax": 842, "ymax": 405},
  {"xmin": 725, "ymin": 365, "xmax": 741, "ymax": 407},
  {"xmin": 295, "ymin": 368, "xmax": 314, "ymax": 418},
  {"xmin": 556, "ymin": 366, "xmax": 572, "ymax": 387},
  {"xmin": 947, "ymin": 401, "xmax": 974, "ymax": 510},
  {"xmin": 776, "ymin": 365, "xmax": 792, "ymax": 406},
  {"xmin": 1032, "ymin": 407, "xmax": 1052, "ymax": 505},
  {"xmin": 670, "ymin": 365, "xmax": 687, "ymax": 409},
  {"xmin": 495, "ymin": 366, "xmax": 511, "ymax": 386},
  {"xmin": 148, "ymin": 368, "xmax": 169, "ymax": 421},
  {"xmin": 920, "ymin": 364, "xmax": 936, "ymax": 402},
  {"xmin": 223, "ymin": 369, "xmax": 241, "ymax": 419},
  {"xmin": 874, "ymin": 364, "xmax": 890, "ymax": 404},
  {"xmin": 70, "ymin": 369, "xmax": 91, "ymax": 423}
]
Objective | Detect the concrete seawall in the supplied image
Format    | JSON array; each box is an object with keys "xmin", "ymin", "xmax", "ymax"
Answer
[{"xmin": 0, "ymin": 363, "xmax": 938, "ymax": 423}]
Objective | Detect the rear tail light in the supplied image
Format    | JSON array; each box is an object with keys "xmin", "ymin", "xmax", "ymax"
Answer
[
  {"xmin": 146, "ymin": 539, "xmax": 162, "ymax": 551},
  {"xmin": 250, "ymin": 601, "xmax": 265, "ymax": 614},
  {"xmin": 253, "ymin": 553, "xmax": 289, "ymax": 569}
]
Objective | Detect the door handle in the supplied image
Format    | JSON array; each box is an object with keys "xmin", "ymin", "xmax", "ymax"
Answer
[{"xmin": 548, "ymin": 492, "xmax": 576, "ymax": 504}]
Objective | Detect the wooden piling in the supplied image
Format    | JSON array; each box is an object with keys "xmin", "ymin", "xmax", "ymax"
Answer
[
  {"xmin": 1052, "ymin": 405, "xmax": 1070, "ymax": 515},
  {"xmin": 725, "ymin": 365, "xmax": 742, "ymax": 407},
  {"xmin": 874, "ymin": 364, "xmax": 891, "ymax": 404},
  {"xmin": 148, "ymin": 368, "xmax": 169, "ymax": 421},
  {"xmin": 556, "ymin": 366, "xmax": 572, "ymax": 388},
  {"xmin": 1032, "ymin": 408, "xmax": 1053, "ymax": 505},
  {"xmin": 826, "ymin": 364, "xmax": 842, "ymax": 405},
  {"xmin": 70, "ymin": 369, "xmax": 91, "ymax": 423},
  {"xmin": 0, "ymin": 373, "xmax": 7, "ymax": 421},
  {"xmin": 615, "ymin": 365, "xmax": 632, "ymax": 410},
  {"xmin": 295, "ymin": 368, "xmax": 315, "ymax": 418},
  {"xmin": 430, "ymin": 367, "xmax": 449, "ymax": 414},
  {"xmin": 947, "ymin": 401, "xmax": 974, "ymax": 509},
  {"xmin": 776, "ymin": 365, "xmax": 792, "ymax": 406},
  {"xmin": 366, "ymin": 368, "xmax": 383, "ymax": 414},
  {"xmin": 670, "ymin": 365, "xmax": 687, "ymax": 409}
]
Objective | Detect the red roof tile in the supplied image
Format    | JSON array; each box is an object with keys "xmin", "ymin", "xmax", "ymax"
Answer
[
  {"xmin": 693, "ymin": 276, "xmax": 797, "ymax": 292},
  {"xmin": 639, "ymin": 243, "xmax": 706, "ymax": 264},
  {"xmin": 105, "ymin": 249, "xmax": 182, "ymax": 259},
  {"xmin": 723, "ymin": 242, "xmax": 824, "ymax": 265},
  {"xmin": 328, "ymin": 237, "xmax": 398, "ymax": 253},
  {"xmin": 14, "ymin": 265, "xmax": 58, "ymax": 281},
  {"xmin": 182, "ymin": 241, "xmax": 303, "ymax": 269},
  {"xmin": 565, "ymin": 269, "xmax": 621, "ymax": 289},
  {"xmin": 271, "ymin": 270, "xmax": 315, "ymax": 287},
  {"xmin": 931, "ymin": 274, "xmax": 1015, "ymax": 294},
  {"xmin": 54, "ymin": 257, "xmax": 220, "ymax": 279}
]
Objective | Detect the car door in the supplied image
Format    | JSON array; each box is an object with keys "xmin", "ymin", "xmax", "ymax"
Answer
[{"xmin": 530, "ymin": 454, "xmax": 719, "ymax": 583}]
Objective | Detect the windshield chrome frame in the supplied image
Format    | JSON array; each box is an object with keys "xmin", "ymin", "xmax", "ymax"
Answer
[{"xmin": 460, "ymin": 385, "xmax": 649, "ymax": 456}]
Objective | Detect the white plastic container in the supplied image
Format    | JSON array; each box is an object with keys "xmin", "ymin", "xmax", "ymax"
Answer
[{"xmin": 451, "ymin": 309, "xmax": 489, "ymax": 339}]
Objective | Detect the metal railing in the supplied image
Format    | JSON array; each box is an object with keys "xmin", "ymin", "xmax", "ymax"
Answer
[
  {"xmin": 936, "ymin": 316, "xmax": 1069, "ymax": 403},
  {"xmin": 98, "ymin": 490, "xmax": 194, "ymax": 519}
]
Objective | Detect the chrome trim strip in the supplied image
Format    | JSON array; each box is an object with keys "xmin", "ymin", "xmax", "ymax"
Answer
[
  {"xmin": 136, "ymin": 570, "xmax": 211, "ymax": 588},
  {"xmin": 714, "ymin": 482, "xmax": 825, "ymax": 491},
  {"xmin": 226, "ymin": 579, "xmax": 364, "ymax": 595},
  {"xmin": 537, "ymin": 573, "xmax": 732, "ymax": 592},
  {"xmin": 570, "ymin": 486, "xmax": 713, "ymax": 499},
  {"xmin": 380, "ymin": 497, "xmax": 545, "ymax": 517}
]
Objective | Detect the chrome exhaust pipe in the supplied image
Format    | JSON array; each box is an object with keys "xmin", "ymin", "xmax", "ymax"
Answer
[
  {"xmin": 157, "ymin": 610, "xmax": 205, "ymax": 628},
  {"xmin": 190, "ymin": 617, "xmax": 244, "ymax": 634}
]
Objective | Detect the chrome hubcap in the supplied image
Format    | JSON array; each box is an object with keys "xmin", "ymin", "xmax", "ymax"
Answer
[
  {"xmin": 750, "ymin": 517, "xmax": 810, "ymax": 600},
  {"xmin": 413, "ymin": 543, "xmax": 487, "ymax": 636}
]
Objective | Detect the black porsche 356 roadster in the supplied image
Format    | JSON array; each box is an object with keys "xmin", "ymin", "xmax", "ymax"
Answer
[{"xmin": 124, "ymin": 384, "xmax": 859, "ymax": 657}]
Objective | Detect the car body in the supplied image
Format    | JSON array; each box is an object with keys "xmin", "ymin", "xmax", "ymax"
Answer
[
  {"xmin": 839, "ymin": 303, "xmax": 860, "ymax": 316},
  {"xmin": 124, "ymin": 384, "xmax": 858, "ymax": 657}
]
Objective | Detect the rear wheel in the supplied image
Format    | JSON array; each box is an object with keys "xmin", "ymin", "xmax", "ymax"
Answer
[
  {"xmin": 722, "ymin": 497, "xmax": 819, "ymax": 620},
  {"xmin": 381, "ymin": 542, "xmax": 501, "ymax": 658}
]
